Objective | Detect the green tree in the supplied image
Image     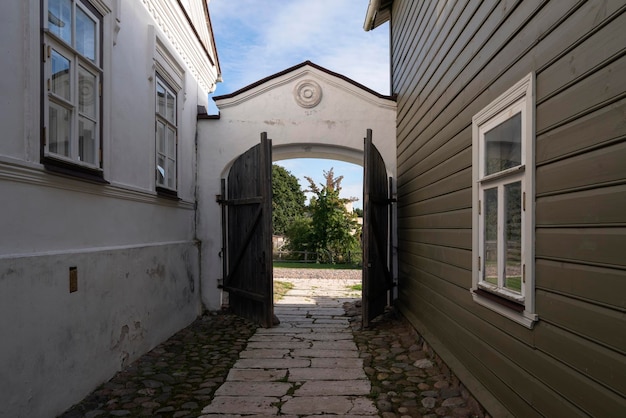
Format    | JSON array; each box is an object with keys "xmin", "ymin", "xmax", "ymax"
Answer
[
  {"xmin": 272, "ymin": 164, "xmax": 306, "ymax": 235},
  {"xmin": 304, "ymin": 168, "xmax": 361, "ymax": 263}
]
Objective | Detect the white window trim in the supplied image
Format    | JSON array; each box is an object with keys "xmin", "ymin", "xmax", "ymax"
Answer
[
  {"xmin": 155, "ymin": 75, "xmax": 178, "ymax": 192},
  {"xmin": 471, "ymin": 73, "xmax": 537, "ymax": 328},
  {"xmin": 43, "ymin": 0, "xmax": 103, "ymax": 170}
]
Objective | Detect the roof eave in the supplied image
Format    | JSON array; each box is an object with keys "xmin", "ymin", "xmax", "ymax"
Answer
[{"xmin": 363, "ymin": 0, "xmax": 391, "ymax": 31}]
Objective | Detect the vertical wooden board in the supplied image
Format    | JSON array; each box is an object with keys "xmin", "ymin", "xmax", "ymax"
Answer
[
  {"xmin": 362, "ymin": 129, "xmax": 393, "ymax": 327},
  {"xmin": 224, "ymin": 134, "xmax": 273, "ymax": 328}
]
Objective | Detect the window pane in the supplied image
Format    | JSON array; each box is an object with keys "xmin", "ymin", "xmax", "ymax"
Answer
[
  {"xmin": 167, "ymin": 127, "xmax": 176, "ymax": 157},
  {"xmin": 49, "ymin": 102, "xmax": 71, "ymax": 157},
  {"xmin": 167, "ymin": 158, "xmax": 176, "ymax": 189},
  {"xmin": 167, "ymin": 91, "xmax": 176, "ymax": 123},
  {"xmin": 156, "ymin": 83, "xmax": 166, "ymax": 116},
  {"xmin": 505, "ymin": 181, "xmax": 522, "ymax": 293},
  {"xmin": 51, "ymin": 50, "xmax": 71, "ymax": 101},
  {"xmin": 157, "ymin": 122, "xmax": 165, "ymax": 152},
  {"xmin": 484, "ymin": 112, "xmax": 521, "ymax": 175},
  {"xmin": 76, "ymin": 6, "xmax": 96, "ymax": 62},
  {"xmin": 79, "ymin": 67, "xmax": 96, "ymax": 117},
  {"xmin": 48, "ymin": 0, "xmax": 72, "ymax": 44},
  {"xmin": 156, "ymin": 154, "xmax": 166, "ymax": 186},
  {"xmin": 79, "ymin": 117, "xmax": 96, "ymax": 164},
  {"xmin": 483, "ymin": 187, "xmax": 498, "ymax": 286}
]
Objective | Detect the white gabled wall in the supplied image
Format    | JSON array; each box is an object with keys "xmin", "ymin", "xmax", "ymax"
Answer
[{"xmin": 196, "ymin": 64, "xmax": 397, "ymax": 310}]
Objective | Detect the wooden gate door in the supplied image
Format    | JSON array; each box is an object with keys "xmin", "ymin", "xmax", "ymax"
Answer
[
  {"xmin": 362, "ymin": 128, "xmax": 394, "ymax": 327},
  {"xmin": 220, "ymin": 133, "xmax": 273, "ymax": 328}
]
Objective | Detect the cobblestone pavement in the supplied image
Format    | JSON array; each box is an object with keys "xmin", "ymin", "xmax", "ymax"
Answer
[
  {"xmin": 59, "ymin": 268, "xmax": 486, "ymax": 418},
  {"xmin": 58, "ymin": 314, "xmax": 257, "ymax": 418}
]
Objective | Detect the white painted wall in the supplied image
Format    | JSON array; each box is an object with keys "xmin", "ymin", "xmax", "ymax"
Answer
[
  {"xmin": 0, "ymin": 1, "xmax": 218, "ymax": 416},
  {"xmin": 196, "ymin": 64, "xmax": 397, "ymax": 310}
]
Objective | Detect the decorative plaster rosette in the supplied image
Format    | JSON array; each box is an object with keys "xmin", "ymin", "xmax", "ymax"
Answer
[{"xmin": 294, "ymin": 79, "xmax": 323, "ymax": 108}]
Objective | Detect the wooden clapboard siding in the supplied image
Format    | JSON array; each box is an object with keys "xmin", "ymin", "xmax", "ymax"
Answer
[
  {"xmin": 390, "ymin": 0, "xmax": 626, "ymax": 416},
  {"xmin": 401, "ymin": 208, "xmax": 471, "ymax": 230},
  {"xmin": 534, "ymin": 322, "xmax": 626, "ymax": 396},
  {"xmin": 397, "ymin": 268, "xmax": 612, "ymax": 417},
  {"xmin": 536, "ymin": 228, "xmax": 626, "ymax": 267},
  {"xmin": 398, "ymin": 263, "xmax": 625, "ymax": 416},
  {"xmin": 536, "ymin": 141, "xmax": 626, "ymax": 195},
  {"xmin": 536, "ymin": 184, "xmax": 626, "ymax": 227},
  {"xmin": 536, "ymin": 289, "xmax": 625, "ymax": 353},
  {"xmin": 535, "ymin": 259, "xmax": 626, "ymax": 310},
  {"xmin": 536, "ymin": 97, "xmax": 626, "ymax": 164},
  {"xmin": 399, "ymin": 240, "xmax": 471, "ymax": 271}
]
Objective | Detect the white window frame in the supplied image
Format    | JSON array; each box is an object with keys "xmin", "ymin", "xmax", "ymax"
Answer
[
  {"xmin": 43, "ymin": 0, "xmax": 103, "ymax": 170},
  {"xmin": 155, "ymin": 75, "xmax": 178, "ymax": 192},
  {"xmin": 471, "ymin": 73, "xmax": 537, "ymax": 328}
]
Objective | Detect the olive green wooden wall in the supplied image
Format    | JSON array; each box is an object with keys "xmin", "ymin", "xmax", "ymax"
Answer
[{"xmin": 390, "ymin": 1, "xmax": 626, "ymax": 416}]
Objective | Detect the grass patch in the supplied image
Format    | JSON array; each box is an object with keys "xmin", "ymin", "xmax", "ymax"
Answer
[
  {"xmin": 273, "ymin": 261, "xmax": 360, "ymax": 270},
  {"xmin": 274, "ymin": 281, "xmax": 294, "ymax": 302},
  {"xmin": 348, "ymin": 284, "xmax": 362, "ymax": 291}
]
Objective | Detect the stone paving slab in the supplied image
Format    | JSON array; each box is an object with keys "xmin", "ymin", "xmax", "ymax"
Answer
[
  {"xmin": 310, "ymin": 339, "xmax": 358, "ymax": 350},
  {"xmin": 288, "ymin": 367, "xmax": 367, "ymax": 381},
  {"xmin": 310, "ymin": 357, "xmax": 364, "ymax": 368},
  {"xmin": 280, "ymin": 396, "xmax": 378, "ymax": 416},
  {"xmin": 291, "ymin": 348, "xmax": 360, "ymax": 358},
  {"xmin": 239, "ymin": 348, "xmax": 290, "ymax": 358},
  {"xmin": 200, "ymin": 396, "xmax": 279, "ymax": 415},
  {"xmin": 214, "ymin": 382, "xmax": 291, "ymax": 397},
  {"xmin": 233, "ymin": 358, "xmax": 310, "ymax": 369},
  {"xmin": 226, "ymin": 368, "xmax": 286, "ymax": 382},
  {"xmin": 295, "ymin": 380, "xmax": 371, "ymax": 396},
  {"xmin": 245, "ymin": 341, "xmax": 310, "ymax": 349}
]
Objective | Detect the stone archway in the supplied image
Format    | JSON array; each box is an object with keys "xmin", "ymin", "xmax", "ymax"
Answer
[{"xmin": 196, "ymin": 61, "xmax": 396, "ymax": 311}]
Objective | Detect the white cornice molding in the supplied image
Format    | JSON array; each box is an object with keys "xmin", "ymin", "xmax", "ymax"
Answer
[
  {"xmin": 142, "ymin": 0, "xmax": 218, "ymax": 93},
  {"xmin": 0, "ymin": 157, "xmax": 194, "ymax": 210}
]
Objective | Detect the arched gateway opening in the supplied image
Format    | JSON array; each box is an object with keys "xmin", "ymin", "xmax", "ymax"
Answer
[{"xmin": 196, "ymin": 62, "xmax": 397, "ymax": 327}]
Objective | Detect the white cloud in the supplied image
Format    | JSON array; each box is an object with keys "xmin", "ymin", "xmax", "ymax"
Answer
[{"xmin": 209, "ymin": 0, "xmax": 389, "ymax": 96}]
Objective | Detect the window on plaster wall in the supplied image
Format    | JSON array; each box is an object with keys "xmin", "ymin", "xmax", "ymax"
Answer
[
  {"xmin": 155, "ymin": 75, "xmax": 178, "ymax": 195},
  {"xmin": 471, "ymin": 73, "xmax": 537, "ymax": 328},
  {"xmin": 43, "ymin": 0, "xmax": 104, "ymax": 180}
]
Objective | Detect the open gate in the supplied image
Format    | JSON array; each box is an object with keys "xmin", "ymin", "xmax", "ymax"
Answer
[
  {"xmin": 219, "ymin": 133, "xmax": 274, "ymax": 328},
  {"xmin": 362, "ymin": 128, "xmax": 394, "ymax": 327}
]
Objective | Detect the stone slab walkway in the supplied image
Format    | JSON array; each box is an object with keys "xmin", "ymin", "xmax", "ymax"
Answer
[{"xmin": 199, "ymin": 277, "xmax": 377, "ymax": 417}]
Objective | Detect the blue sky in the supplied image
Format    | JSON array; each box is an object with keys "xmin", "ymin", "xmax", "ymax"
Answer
[{"xmin": 207, "ymin": 0, "xmax": 390, "ymax": 209}]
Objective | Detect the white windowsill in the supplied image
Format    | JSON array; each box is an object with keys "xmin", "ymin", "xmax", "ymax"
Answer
[{"xmin": 471, "ymin": 289, "xmax": 538, "ymax": 329}]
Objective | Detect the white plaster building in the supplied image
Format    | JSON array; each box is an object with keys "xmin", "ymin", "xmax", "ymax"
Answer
[
  {"xmin": 0, "ymin": 2, "xmax": 395, "ymax": 416},
  {"xmin": 0, "ymin": 1, "xmax": 219, "ymax": 416}
]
